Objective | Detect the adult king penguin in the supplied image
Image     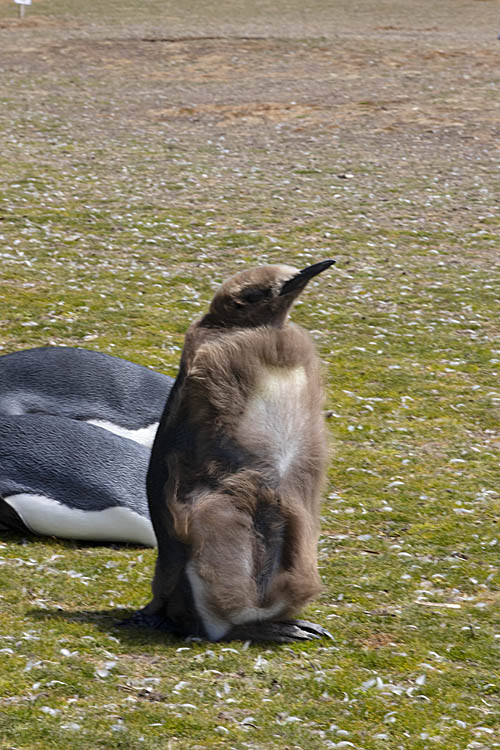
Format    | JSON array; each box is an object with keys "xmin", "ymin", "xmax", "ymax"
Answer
[
  {"xmin": 0, "ymin": 347, "xmax": 174, "ymax": 448},
  {"xmin": 127, "ymin": 260, "xmax": 335, "ymax": 642},
  {"xmin": 0, "ymin": 414, "xmax": 155, "ymax": 546}
]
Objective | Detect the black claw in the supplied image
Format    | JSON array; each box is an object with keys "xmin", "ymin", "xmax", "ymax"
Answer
[
  {"xmin": 281, "ymin": 619, "xmax": 334, "ymax": 640},
  {"xmin": 224, "ymin": 619, "xmax": 332, "ymax": 643},
  {"xmin": 277, "ymin": 623, "xmax": 319, "ymax": 640},
  {"xmin": 118, "ymin": 612, "xmax": 332, "ymax": 644}
]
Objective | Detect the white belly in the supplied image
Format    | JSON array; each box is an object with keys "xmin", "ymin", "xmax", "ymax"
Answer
[{"xmin": 3, "ymin": 493, "xmax": 156, "ymax": 547}]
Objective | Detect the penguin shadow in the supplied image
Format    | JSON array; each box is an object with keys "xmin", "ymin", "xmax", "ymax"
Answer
[
  {"xmin": 4, "ymin": 531, "xmax": 331, "ymax": 647},
  {"xmin": 28, "ymin": 606, "xmax": 181, "ymax": 648},
  {"xmin": 28, "ymin": 606, "xmax": 329, "ymax": 649},
  {"xmin": 0, "ymin": 530, "xmax": 171, "ymax": 647}
]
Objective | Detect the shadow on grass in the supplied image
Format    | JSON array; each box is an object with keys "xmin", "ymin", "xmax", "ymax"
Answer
[
  {"xmin": 0, "ymin": 529, "xmax": 150, "ymax": 551},
  {"xmin": 27, "ymin": 607, "xmax": 277, "ymax": 650},
  {"xmin": 28, "ymin": 606, "xmax": 182, "ymax": 647}
]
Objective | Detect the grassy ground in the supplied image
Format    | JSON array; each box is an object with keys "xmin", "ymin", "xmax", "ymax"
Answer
[{"xmin": 0, "ymin": 1, "xmax": 499, "ymax": 748}]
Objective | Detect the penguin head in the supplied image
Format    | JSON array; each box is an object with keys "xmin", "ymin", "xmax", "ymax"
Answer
[{"xmin": 205, "ymin": 260, "xmax": 335, "ymax": 329}]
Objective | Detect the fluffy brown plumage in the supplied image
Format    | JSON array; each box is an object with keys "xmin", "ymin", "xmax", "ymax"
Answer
[{"xmin": 126, "ymin": 260, "xmax": 334, "ymax": 642}]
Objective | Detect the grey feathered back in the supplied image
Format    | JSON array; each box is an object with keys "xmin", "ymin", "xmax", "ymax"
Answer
[
  {"xmin": 0, "ymin": 414, "xmax": 150, "ymax": 517},
  {"xmin": 0, "ymin": 347, "xmax": 173, "ymax": 430}
]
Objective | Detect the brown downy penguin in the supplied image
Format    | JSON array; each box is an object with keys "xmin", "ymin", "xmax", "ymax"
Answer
[{"xmin": 126, "ymin": 260, "xmax": 334, "ymax": 642}]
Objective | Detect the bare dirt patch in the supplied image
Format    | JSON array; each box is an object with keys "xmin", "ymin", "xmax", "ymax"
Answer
[
  {"xmin": 2, "ymin": 32, "xmax": 499, "ymax": 143},
  {"xmin": 360, "ymin": 632, "xmax": 399, "ymax": 650}
]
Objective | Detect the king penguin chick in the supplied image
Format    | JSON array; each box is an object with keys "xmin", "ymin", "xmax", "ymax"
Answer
[{"xmin": 126, "ymin": 260, "xmax": 335, "ymax": 642}]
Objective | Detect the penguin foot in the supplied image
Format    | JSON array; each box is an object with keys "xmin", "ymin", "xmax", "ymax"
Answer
[
  {"xmin": 224, "ymin": 619, "xmax": 333, "ymax": 644},
  {"xmin": 117, "ymin": 610, "xmax": 178, "ymax": 634},
  {"xmin": 281, "ymin": 619, "xmax": 334, "ymax": 640}
]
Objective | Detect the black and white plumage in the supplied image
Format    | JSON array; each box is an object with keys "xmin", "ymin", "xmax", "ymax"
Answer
[
  {"xmin": 0, "ymin": 414, "xmax": 155, "ymax": 546},
  {"xmin": 0, "ymin": 347, "xmax": 174, "ymax": 448}
]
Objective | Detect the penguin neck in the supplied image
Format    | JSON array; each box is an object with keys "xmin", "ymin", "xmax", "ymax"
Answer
[{"xmin": 200, "ymin": 308, "xmax": 290, "ymax": 331}]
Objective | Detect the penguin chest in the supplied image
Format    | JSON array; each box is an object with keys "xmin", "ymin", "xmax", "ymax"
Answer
[{"xmin": 238, "ymin": 366, "xmax": 307, "ymax": 477}]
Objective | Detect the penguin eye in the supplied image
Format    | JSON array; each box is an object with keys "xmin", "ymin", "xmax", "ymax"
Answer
[{"xmin": 241, "ymin": 287, "xmax": 272, "ymax": 304}]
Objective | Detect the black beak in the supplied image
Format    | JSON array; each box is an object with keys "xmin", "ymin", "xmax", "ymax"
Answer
[{"xmin": 279, "ymin": 259, "xmax": 335, "ymax": 296}]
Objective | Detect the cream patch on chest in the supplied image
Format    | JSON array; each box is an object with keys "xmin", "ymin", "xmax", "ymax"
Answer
[
  {"xmin": 238, "ymin": 366, "xmax": 307, "ymax": 477},
  {"xmin": 256, "ymin": 366, "xmax": 307, "ymax": 400}
]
